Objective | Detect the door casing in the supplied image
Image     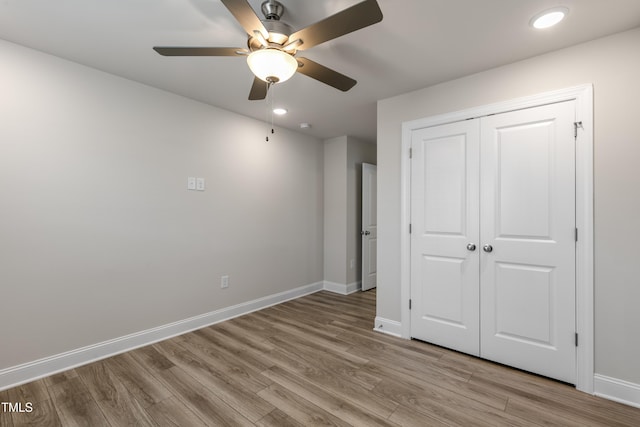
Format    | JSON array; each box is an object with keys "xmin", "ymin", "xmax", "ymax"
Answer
[{"xmin": 399, "ymin": 85, "xmax": 594, "ymax": 393}]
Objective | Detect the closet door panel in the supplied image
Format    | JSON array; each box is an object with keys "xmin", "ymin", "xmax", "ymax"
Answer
[
  {"xmin": 480, "ymin": 101, "xmax": 576, "ymax": 384},
  {"xmin": 410, "ymin": 119, "xmax": 480, "ymax": 356}
]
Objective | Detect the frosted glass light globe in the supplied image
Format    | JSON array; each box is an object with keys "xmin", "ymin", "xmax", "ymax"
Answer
[{"xmin": 247, "ymin": 49, "xmax": 298, "ymax": 83}]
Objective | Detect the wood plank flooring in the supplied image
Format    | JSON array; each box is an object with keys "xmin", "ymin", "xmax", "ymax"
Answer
[{"xmin": 2, "ymin": 290, "xmax": 639, "ymax": 426}]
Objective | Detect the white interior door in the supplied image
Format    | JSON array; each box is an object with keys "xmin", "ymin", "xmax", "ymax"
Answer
[
  {"xmin": 410, "ymin": 120, "xmax": 480, "ymax": 356},
  {"xmin": 361, "ymin": 163, "xmax": 377, "ymax": 291},
  {"xmin": 480, "ymin": 101, "xmax": 576, "ymax": 383}
]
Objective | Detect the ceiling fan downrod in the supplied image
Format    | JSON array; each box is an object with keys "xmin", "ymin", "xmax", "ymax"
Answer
[
  {"xmin": 261, "ymin": 0, "xmax": 284, "ymax": 20},
  {"xmin": 254, "ymin": 0, "xmax": 291, "ymax": 47}
]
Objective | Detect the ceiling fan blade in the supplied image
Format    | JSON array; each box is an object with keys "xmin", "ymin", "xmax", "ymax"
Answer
[
  {"xmin": 288, "ymin": 0, "xmax": 383, "ymax": 51},
  {"xmin": 249, "ymin": 77, "xmax": 269, "ymax": 100},
  {"xmin": 296, "ymin": 57, "xmax": 356, "ymax": 92},
  {"xmin": 153, "ymin": 47, "xmax": 247, "ymax": 56},
  {"xmin": 221, "ymin": 0, "xmax": 269, "ymax": 38}
]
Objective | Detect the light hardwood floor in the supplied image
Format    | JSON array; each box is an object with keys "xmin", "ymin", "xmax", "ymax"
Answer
[{"xmin": 1, "ymin": 290, "xmax": 639, "ymax": 426}]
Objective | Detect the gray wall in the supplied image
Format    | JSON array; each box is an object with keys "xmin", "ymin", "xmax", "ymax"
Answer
[
  {"xmin": 377, "ymin": 27, "xmax": 640, "ymax": 385},
  {"xmin": 0, "ymin": 39, "xmax": 324, "ymax": 371},
  {"xmin": 323, "ymin": 137, "xmax": 348, "ymax": 284},
  {"xmin": 323, "ymin": 136, "xmax": 376, "ymax": 287}
]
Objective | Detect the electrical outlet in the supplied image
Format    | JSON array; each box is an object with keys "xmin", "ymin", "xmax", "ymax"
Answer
[{"xmin": 221, "ymin": 275, "xmax": 229, "ymax": 289}]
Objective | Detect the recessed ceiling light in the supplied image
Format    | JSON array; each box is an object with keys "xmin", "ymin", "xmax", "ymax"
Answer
[
  {"xmin": 273, "ymin": 108, "xmax": 288, "ymax": 115},
  {"xmin": 530, "ymin": 7, "xmax": 569, "ymax": 29}
]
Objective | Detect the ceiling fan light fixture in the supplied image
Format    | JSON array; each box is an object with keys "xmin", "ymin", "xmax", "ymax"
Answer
[
  {"xmin": 530, "ymin": 7, "xmax": 569, "ymax": 29},
  {"xmin": 247, "ymin": 48, "xmax": 298, "ymax": 83}
]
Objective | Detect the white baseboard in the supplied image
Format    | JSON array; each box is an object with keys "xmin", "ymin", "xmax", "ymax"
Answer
[
  {"xmin": 373, "ymin": 316, "xmax": 403, "ymax": 338},
  {"xmin": 594, "ymin": 374, "xmax": 640, "ymax": 408},
  {"xmin": 0, "ymin": 281, "xmax": 324, "ymax": 392},
  {"xmin": 323, "ymin": 280, "xmax": 361, "ymax": 295}
]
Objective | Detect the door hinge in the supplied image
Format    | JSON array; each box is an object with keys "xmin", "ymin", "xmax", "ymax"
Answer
[
  {"xmin": 409, "ymin": 147, "xmax": 413, "ymax": 159},
  {"xmin": 409, "ymin": 299, "xmax": 412, "ymax": 310},
  {"xmin": 574, "ymin": 121, "xmax": 583, "ymax": 138},
  {"xmin": 575, "ymin": 332, "xmax": 579, "ymax": 347},
  {"xmin": 575, "ymin": 227, "xmax": 578, "ymax": 242},
  {"xmin": 409, "ymin": 223, "xmax": 412, "ymax": 234}
]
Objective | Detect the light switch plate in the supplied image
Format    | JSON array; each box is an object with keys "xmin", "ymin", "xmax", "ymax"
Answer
[
  {"xmin": 187, "ymin": 177, "xmax": 196, "ymax": 190},
  {"xmin": 196, "ymin": 178, "xmax": 205, "ymax": 191}
]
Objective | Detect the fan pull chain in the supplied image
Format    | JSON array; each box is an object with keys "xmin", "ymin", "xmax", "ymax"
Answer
[
  {"xmin": 271, "ymin": 82, "xmax": 275, "ymax": 136},
  {"xmin": 265, "ymin": 80, "xmax": 275, "ymax": 142},
  {"xmin": 265, "ymin": 80, "xmax": 270, "ymax": 142}
]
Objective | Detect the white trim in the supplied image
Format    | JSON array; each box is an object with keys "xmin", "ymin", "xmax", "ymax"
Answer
[
  {"xmin": 373, "ymin": 317, "xmax": 403, "ymax": 338},
  {"xmin": 346, "ymin": 281, "xmax": 362, "ymax": 294},
  {"xmin": 400, "ymin": 118, "xmax": 413, "ymax": 340},
  {"xmin": 400, "ymin": 85, "xmax": 594, "ymax": 393},
  {"xmin": 594, "ymin": 374, "xmax": 640, "ymax": 409},
  {"xmin": 323, "ymin": 280, "xmax": 362, "ymax": 295},
  {"xmin": 574, "ymin": 85, "xmax": 595, "ymax": 393},
  {"xmin": 0, "ymin": 281, "xmax": 324, "ymax": 392}
]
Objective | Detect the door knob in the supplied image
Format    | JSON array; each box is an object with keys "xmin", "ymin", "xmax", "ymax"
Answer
[
  {"xmin": 483, "ymin": 244, "xmax": 493, "ymax": 253},
  {"xmin": 466, "ymin": 243, "xmax": 476, "ymax": 251}
]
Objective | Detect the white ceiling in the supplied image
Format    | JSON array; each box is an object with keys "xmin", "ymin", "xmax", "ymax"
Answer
[{"xmin": 1, "ymin": 0, "xmax": 640, "ymax": 143}]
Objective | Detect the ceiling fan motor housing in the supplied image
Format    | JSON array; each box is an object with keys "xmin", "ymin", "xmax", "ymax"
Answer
[
  {"xmin": 262, "ymin": 20, "xmax": 291, "ymax": 45},
  {"xmin": 252, "ymin": 1, "xmax": 290, "ymax": 46},
  {"xmin": 247, "ymin": 21, "xmax": 292, "ymax": 50}
]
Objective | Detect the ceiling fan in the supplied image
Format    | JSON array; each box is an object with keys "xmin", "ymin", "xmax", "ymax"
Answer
[{"xmin": 153, "ymin": 0, "xmax": 383, "ymax": 100}]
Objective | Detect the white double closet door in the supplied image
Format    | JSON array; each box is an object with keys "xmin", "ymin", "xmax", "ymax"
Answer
[{"xmin": 410, "ymin": 101, "xmax": 576, "ymax": 384}]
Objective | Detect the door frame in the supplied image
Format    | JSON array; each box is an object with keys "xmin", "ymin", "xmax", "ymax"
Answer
[{"xmin": 399, "ymin": 85, "xmax": 594, "ymax": 393}]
